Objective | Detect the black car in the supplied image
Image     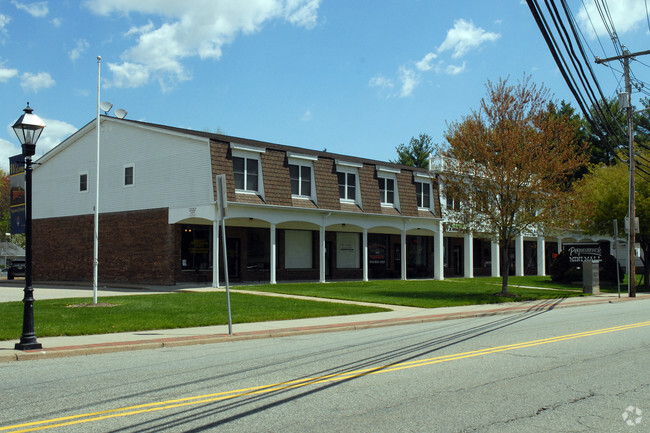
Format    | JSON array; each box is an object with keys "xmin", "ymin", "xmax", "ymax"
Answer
[{"xmin": 7, "ymin": 260, "xmax": 25, "ymax": 280}]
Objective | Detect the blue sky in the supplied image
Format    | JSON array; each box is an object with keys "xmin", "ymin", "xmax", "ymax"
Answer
[{"xmin": 1, "ymin": 0, "xmax": 649, "ymax": 171}]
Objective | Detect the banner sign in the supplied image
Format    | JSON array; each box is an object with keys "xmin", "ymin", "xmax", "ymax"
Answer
[
  {"xmin": 9, "ymin": 155, "xmax": 25, "ymax": 234},
  {"xmin": 563, "ymin": 243, "xmax": 602, "ymax": 263}
]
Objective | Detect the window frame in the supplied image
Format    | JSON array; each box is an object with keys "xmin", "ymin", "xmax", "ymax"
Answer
[
  {"xmin": 335, "ymin": 160, "xmax": 362, "ymax": 206},
  {"xmin": 376, "ymin": 166, "xmax": 400, "ymax": 210},
  {"xmin": 79, "ymin": 171, "xmax": 88, "ymax": 193},
  {"xmin": 287, "ymin": 152, "xmax": 317, "ymax": 203},
  {"xmin": 231, "ymin": 143, "xmax": 265, "ymax": 199},
  {"xmin": 413, "ymin": 172, "xmax": 433, "ymax": 212},
  {"xmin": 123, "ymin": 163, "xmax": 135, "ymax": 188}
]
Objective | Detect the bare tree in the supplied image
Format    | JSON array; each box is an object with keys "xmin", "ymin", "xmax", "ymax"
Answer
[{"xmin": 443, "ymin": 75, "xmax": 587, "ymax": 294}]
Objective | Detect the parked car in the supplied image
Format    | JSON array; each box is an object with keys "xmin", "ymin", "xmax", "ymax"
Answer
[{"xmin": 7, "ymin": 260, "xmax": 25, "ymax": 280}]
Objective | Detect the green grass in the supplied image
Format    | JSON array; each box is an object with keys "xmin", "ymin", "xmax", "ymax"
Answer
[
  {"xmin": 0, "ymin": 292, "xmax": 387, "ymax": 341},
  {"xmin": 0, "ymin": 276, "xmax": 603, "ymax": 341},
  {"xmin": 241, "ymin": 276, "xmax": 586, "ymax": 308}
]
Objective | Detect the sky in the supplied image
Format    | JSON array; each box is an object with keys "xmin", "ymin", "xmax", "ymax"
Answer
[{"xmin": 1, "ymin": 0, "xmax": 649, "ymax": 171}]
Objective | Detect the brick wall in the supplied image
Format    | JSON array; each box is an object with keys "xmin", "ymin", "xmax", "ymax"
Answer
[{"xmin": 33, "ymin": 208, "xmax": 177, "ymax": 285}]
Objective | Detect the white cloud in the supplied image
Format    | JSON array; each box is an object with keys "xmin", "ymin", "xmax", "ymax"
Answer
[
  {"xmin": 369, "ymin": 75, "xmax": 394, "ymax": 89},
  {"xmin": 0, "ymin": 67, "xmax": 19, "ymax": 82},
  {"xmin": 35, "ymin": 118, "xmax": 78, "ymax": 157},
  {"xmin": 301, "ymin": 108, "xmax": 312, "ymax": 121},
  {"xmin": 0, "ymin": 14, "xmax": 10, "ymax": 41},
  {"xmin": 445, "ymin": 62, "xmax": 466, "ymax": 75},
  {"xmin": 437, "ymin": 19, "xmax": 500, "ymax": 59},
  {"xmin": 83, "ymin": 0, "xmax": 321, "ymax": 89},
  {"xmin": 12, "ymin": 0, "xmax": 49, "ymax": 18},
  {"xmin": 20, "ymin": 72, "xmax": 55, "ymax": 92},
  {"xmin": 416, "ymin": 52, "xmax": 437, "ymax": 71},
  {"xmin": 1, "ymin": 116, "xmax": 76, "ymax": 169},
  {"xmin": 69, "ymin": 39, "xmax": 89, "ymax": 61},
  {"xmin": 50, "ymin": 17, "xmax": 62, "ymax": 27},
  {"xmin": 398, "ymin": 66, "xmax": 419, "ymax": 97},
  {"xmin": 577, "ymin": 0, "xmax": 646, "ymax": 38}
]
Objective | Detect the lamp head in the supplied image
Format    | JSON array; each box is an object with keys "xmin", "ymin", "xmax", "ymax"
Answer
[{"xmin": 13, "ymin": 103, "xmax": 45, "ymax": 157}]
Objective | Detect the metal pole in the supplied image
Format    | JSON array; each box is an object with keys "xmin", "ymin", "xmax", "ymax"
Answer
[
  {"xmin": 220, "ymin": 210, "xmax": 232, "ymax": 335},
  {"xmin": 624, "ymin": 53, "xmax": 636, "ymax": 297},
  {"xmin": 93, "ymin": 56, "xmax": 101, "ymax": 304},
  {"xmin": 15, "ymin": 155, "xmax": 41, "ymax": 350}
]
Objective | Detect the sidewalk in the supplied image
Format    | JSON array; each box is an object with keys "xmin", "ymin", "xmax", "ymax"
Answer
[{"xmin": 1, "ymin": 285, "xmax": 647, "ymax": 363}]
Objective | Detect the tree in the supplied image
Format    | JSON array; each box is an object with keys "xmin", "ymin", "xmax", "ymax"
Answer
[
  {"xmin": 392, "ymin": 133, "xmax": 434, "ymax": 168},
  {"xmin": 573, "ymin": 154, "xmax": 650, "ymax": 290},
  {"xmin": 443, "ymin": 75, "xmax": 588, "ymax": 294}
]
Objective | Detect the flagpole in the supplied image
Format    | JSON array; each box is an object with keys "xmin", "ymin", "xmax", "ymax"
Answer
[{"xmin": 93, "ymin": 56, "xmax": 101, "ymax": 304}]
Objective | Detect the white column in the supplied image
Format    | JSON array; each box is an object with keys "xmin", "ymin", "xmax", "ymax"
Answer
[
  {"xmin": 434, "ymin": 221, "xmax": 444, "ymax": 280},
  {"xmin": 515, "ymin": 235, "xmax": 524, "ymax": 276},
  {"xmin": 537, "ymin": 236, "xmax": 546, "ymax": 276},
  {"xmin": 270, "ymin": 223, "xmax": 277, "ymax": 284},
  {"xmin": 464, "ymin": 232, "xmax": 474, "ymax": 278},
  {"xmin": 362, "ymin": 229, "xmax": 368, "ymax": 282},
  {"xmin": 212, "ymin": 217, "xmax": 220, "ymax": 288},
  {"xmin": 401, "ymin": 229, "xmax": 407, "ymax": 280},
  {"xmin": 319, "ymin": 225, "xmax": 326, "ymax": 283},
  {"xmin": 491, "ymin": 240, "xmax": 500, "ymax": 277}
]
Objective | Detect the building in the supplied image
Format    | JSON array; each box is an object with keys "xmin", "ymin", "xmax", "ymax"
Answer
[
  {"xmin": 32, "ymin": 116, "xmax": 617, "ymax": 286},
  {"xmin": 33, "ymin": 116, "xmax": 446, "ymax": 285}
]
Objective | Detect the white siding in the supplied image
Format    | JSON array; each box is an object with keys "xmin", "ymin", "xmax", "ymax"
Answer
[{"xmin": 33, "ymin": 119, "xmax": 214, "ymax": 219}]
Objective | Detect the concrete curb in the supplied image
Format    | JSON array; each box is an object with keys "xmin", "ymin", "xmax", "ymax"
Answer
[{"xmin": 1, "ymin": 294, "xmax": 643, "ymax": 363}]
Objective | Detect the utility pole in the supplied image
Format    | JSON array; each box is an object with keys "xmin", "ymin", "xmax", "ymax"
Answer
[{"xmin": 596, "ymin": 48, "xmax": 650, "ymax": 297}]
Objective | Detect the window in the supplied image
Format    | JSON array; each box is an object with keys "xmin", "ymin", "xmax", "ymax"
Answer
[
  {"xmin": 289, "ymin": 164, "xmax": 311, "ymax": 197},
  {"xmin": 338, "ymin": 172, "xmax": 356, "ymax": 201},
  {"xmin": 181, "ymin": 225, "xmax": 211, "ymax": 271},
  {"xmin": 233, "ymin": 156, "xmax": 259, "ymax": 192},
  {"xmin": 335, "ymin": 160, "xmax": 362, "ymax": 206},
  {"xmin": 378, "ymin": 177, "xmax": 395, "ymax": 205},
  {"xmin": 446, "ymin": 193, "xmax": 460, "ymax": 210},
  {"xmin": 416, "ymin": 181, "xmax": 431, "ymax": 208},
  {"xmin": 230, "ymin": 142, "xmax": 265, "ymax": 198},
  {"xmin": 124, "ymin": 164, "xmax": 135, "ymax": 187},
  {"xmin": 79, "ymin": 172, "xmax": 88, "ymax": 192},
  {"xmin": 285, "ymin": 230, "xmax": 313, "ymax": 269}
]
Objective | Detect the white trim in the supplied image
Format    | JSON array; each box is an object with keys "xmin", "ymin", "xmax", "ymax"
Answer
[
  {"xmin": 413, "ymin": 171, "xmax": 432, "ymax": 180},
  {"xmin": 287, "ymin": 152, "xmax": 317, "ymax": 163},
  {"xmin": 288, "ymin": 159, "xmax": 317, "ymax": 203},
  {"xmin": 232, "ymin": 154, "xmax": 265, "ymax": 199},
  {"xmin": 230, "ymin": 142, "xmax": 265, "ymax": 154},
  {"xmin": 335, "ymin": 159, "xmax": 363, "ymax": 169},
  {"xmin": 377, "ymin": 165, "xmax": 400, "ymax": 174}
]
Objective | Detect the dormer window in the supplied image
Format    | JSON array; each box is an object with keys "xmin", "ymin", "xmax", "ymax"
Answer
[
  {"xmin": 413, "ymin": 172, "xmax": 433, "ymax": 212},
  {"xmin": 335, "ymin": 160, "xmax": 362, "ymax": 206},
  {"xmin": 377, "ymin": 166, "xmax": 400, "ymax": 210},
  {"xmin": 231, "ymin": 142, "xmax": 265, "ymax": 199},
  {"xmin": 287, "ymin": 152, "xmax": 317, "ymax": 203}
]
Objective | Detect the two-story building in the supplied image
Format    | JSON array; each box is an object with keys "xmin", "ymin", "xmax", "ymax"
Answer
[{"xmin": 32, "ymin": 116, "xmax": 446, "ymax": 286}]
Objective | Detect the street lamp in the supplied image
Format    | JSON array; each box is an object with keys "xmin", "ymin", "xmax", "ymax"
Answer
[{"xmin": 12, "ymin": 103, "xmax": 45, "ymax": 350}]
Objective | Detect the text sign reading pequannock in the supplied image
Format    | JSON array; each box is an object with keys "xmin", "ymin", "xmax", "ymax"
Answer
[{"xmin": 563, "ymin": 243, "xmax": 602, "ymax": 263}]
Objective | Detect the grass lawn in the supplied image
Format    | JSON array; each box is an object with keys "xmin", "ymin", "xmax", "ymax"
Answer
[
  {"xmin": 241, "ymin": 276, "xmax": 586, "ymax": 308},
  {"xmin": 0, "ymin": 276, "xmax": 604, "ymax": 341},
  {"xmin": 0, "ymin": 292, "xmax": 387, "ymax": 341}
]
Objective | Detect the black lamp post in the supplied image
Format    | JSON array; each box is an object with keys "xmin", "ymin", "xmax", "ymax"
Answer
[{"xmin": 13, "ymin": 103, "xmax": 45, "ymax": 351}]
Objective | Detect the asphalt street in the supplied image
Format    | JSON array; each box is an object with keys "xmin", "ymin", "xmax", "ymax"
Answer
[{"xmin": 1, "ymin": 299, "xmax": 648, "ymax": 432}]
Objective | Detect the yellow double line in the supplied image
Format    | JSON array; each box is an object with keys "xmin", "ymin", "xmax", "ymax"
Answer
[{"xmin": 3, "ymin": 320, "xmax": 649, "ymax": 432}]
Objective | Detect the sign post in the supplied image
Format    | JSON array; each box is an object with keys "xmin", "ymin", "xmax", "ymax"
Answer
[{"xmin": 216, "ymin": 174, "xmax": 232, "ymax": 335}]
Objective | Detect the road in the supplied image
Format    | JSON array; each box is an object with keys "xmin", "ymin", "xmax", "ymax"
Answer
[{"xmin": 1, "ymin": 299, "xmax": 648, "ymax": 432}]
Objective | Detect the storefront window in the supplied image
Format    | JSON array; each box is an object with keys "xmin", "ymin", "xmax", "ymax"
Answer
[{"xmin": 181, "ymin": 225, "xmax": 212, "ymax": 270}]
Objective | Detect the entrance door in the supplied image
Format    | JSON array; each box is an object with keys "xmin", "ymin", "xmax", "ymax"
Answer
[
  {"xmin": 325, "ymin": 241, "xmax": 332, "ymax": 277},
  {"xmin": 453, "ymin": 245, "xmax": 463, "ymax": 275}
]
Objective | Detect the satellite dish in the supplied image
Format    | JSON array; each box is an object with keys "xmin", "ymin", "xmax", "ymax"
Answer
[
  {"xmin": 114, "ymin": 108, "xmax": 127, "ymax": 119},
  {"xmin": 100, "ymin": 101, "xmax": 113, "ymax": 114}
]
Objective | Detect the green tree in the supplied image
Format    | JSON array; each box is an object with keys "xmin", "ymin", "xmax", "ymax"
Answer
[
  {"xmin": 392, "ymin": 133, "xmax": 434, "ymax": 168},
  {"xmin": 443, "ymin": 75, "xmax": 587, "ymax": 294},
  {"xmin": 573, "ymin": 154, "xmax": 650, "ymax": 290}
]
